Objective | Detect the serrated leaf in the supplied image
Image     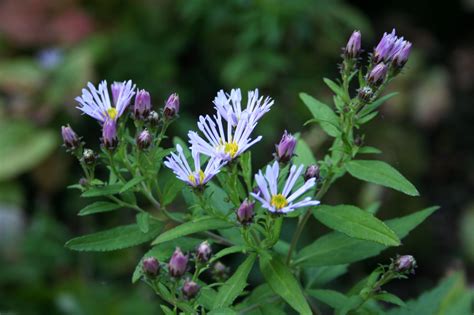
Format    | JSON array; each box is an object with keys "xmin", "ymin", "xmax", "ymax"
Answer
[
  {"xmin": 78, "ymin": 201, "xmax": 121, "ymax": 216},
  {"xmin": 81, "ymin": 184, "xmax": 123, "ymax": 197},
  {"xmin": 346, "ymin": 160, "xmax": 419, "ymax": 196},
  {"xmin": 260, "ymin": 255, "xmax": 312, "ymax": 315},
  {"xmin": 306, "ymin": 289, "xmax": 350, "ymax": 309},
  {"xmin": 313, "ymin": 205, "xmax": 400, "ymax": 246},
  {"xmin": 300, "ymin": 92, "xmax": 340, "ymax": 137},
  {"xmin": 213, "ymin": 254, "xmax": 256, "ymax": 309},
  {"xmin": 136, "ymin": 212, "xmax": 150, "ymax": 233},
  {"xmin": 65, "ymin": 222, "xmax": 163, "ymax": 251},
  {"xmin": 152, "ymin": 217, "xmax": 234, "ymax": 245},
  {"xmin": 295, "ymin": 206, "xmax": 438, "ymax": 267},
  {"xmin": 119, "ymin": 176, "xmax": 144, "ymax": 193}
]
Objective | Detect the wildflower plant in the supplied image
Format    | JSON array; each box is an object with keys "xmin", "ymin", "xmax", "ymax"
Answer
[{"xmin": 63, "ymin": 30, "xmax": 439, "ymax": 314}]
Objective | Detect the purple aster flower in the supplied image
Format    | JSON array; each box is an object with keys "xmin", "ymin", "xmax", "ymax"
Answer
[
  {"xmin": 275, "ymin": 130, "xmax": 296, "ymax": 163},
  {"xmin": 134, "ymin": 89, "xmax": 151, "ymax": 120},
  {"xmin": 345, "ymin": 30, "xmax": 361, "ymax": 58},
  {"xmin": 163, "ymin": 93, "xmax": 180, "ymax": 119},
  {"xmin": 61, "ymin": 125, "xmax": 80, "ymax": 149},
  {"xmin": 251, "ymin": 162, "xmax": 320, "ymax": 214},
  {"xmin": 102, "ymin": 119, "xmax": 118, "ymax": 150},
  {"xmin": 75, "ymin": 80, "xmax": 136, "ymax": 123},
  {"xmin": 368, "ymin": 63, "xmax": 388, "ymax": 85},
  {"xmin": 188, "ymin": 110, "xmax": 262, "ymax": 161},
  {"xmin": 164, "ymin": 144, "xmax": 225, "ymax": 187},
  {"xmin": 169, "ymin": 247, "xmax": 188, "ymax": 278},
  {"xmin": 373, "ymin": 29, "xmax": 412, "ymax": 66},
  {"xmin": 213, "ymin": 88, "xmax": 273, "ymax": 127}
]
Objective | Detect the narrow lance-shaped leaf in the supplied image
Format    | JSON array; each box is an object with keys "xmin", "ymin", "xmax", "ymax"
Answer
[
  {"xmin": 213, "ymin": 254, "xmax": 256, "ymax": 309},
  {"xmin": 346, "ymin": 160, "xmax": 419, "ymax": 196},
  {"xmin": 300, "ymin": 92, "xmax": 340, "ymax": 137},
  {"xmin": 78, "ymin": 201, "xmax": 121, "ymax": 216}
]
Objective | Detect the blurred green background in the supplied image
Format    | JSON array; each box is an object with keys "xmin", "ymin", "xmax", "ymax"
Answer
[{"xmin": 0, "ymin": 0, "xmax": 472, "ymax": 314}]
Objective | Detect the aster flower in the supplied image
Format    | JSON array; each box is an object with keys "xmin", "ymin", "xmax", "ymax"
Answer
[
  {"xmin": 164, "ymin": 144, "xmax": 225, "ymax": 187},
  {"xmin": 188, "ymin": 110, "xmax": 262, "ymax": 161},
  {"xmin": 213, "ymin": 88, "xmax": 273, "ymax": 126},
  {"xmin": 251, "ymin": 162, "xmax": 320, "ymax": 214},
  {"xmin": 75, "ymin": 80, "xmax": 136, "ymax": 123},
  {"xmin": 373, "ymin": 29, "xmax": 412, "ymax": 65}
]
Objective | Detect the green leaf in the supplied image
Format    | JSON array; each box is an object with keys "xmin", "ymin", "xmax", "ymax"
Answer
[
  {"xmin": 306, "ymin": 289, "xmax": 349, "ymax": 309},
  {"xmin": 295, "ymin": 206, "xmax": 438, "ymax": 267},
  {"xmin": 65, "ymin": 222, "xmax": 163, "ymax": 251},
  {"xmin": 119, "ymin": 176, "xmax": 144, "ymax": 193},
  {"xmin": 357, "ymin": 111, "xmax": 378, "ymax": 124},
  {"xmin": 162, "ymin": 176, "xmax": 185, "ymax": 206},
  {"xmin": 359, "ymin": 92, "xmax": 398, "ymax": 116},
  {"xmin": 346, "ymin": 160, "xmax": 419, "ymax": 196},
  {"xmin": 300, "ymin": 92, "xmax": 340, "ymax": 137},
  {"xmin": 136, "ymin": 212, "xmax": 150, "ymax": 233},
  {"xmin": 211, "ymin": 245, "xmax": 247, "ymax": 262},
  {"xmin": 375, "ymin": 293, "xmax": 406, "ymax": 307},
  {"xmin": 358, "ymin": 146, "xmax": 382, "ymax": 154},
  {"xmin": 304, "ymin": 265, "xmax": 348, "ymax": 288},
  {"xmin": 260, "ymin": 255, "xmax": 312, "ymax": 315},
  {"xmin": 208, "ymin": 308, "xmax": 237, "ymax": 315},
  {"xmin": 323, "ymin": 78, "xmax": 349, "ymax": 103},
  {"xmin": 78, "ymin": 201, "xmax": 121, "ymax": 216},
  {"xmin": 313, "ymin": 205, "xmax": 400, "ymax": 246},
  {"xmin": 293, "ymin": 137, "xmax": 317, "ymax": 166},
  {"xmin": 213, "ymin": 254, "xmax": 256, "ymax": 309},
  {"xmin": 81, "ymin": 184, "xmax": 123, "ymax": 197},
  {"xmin": 152, "ymin": 217, "xmax": 234, "ymax": 245}
]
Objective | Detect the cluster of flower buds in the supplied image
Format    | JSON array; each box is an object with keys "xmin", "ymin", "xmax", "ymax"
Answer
[
  {"xmin": 274, "ymin": 130, "xmax": 297, "ymax": 163},
  {"xmin": 373, "ymin": 29, "xmax": 412, "ymax": 69}
]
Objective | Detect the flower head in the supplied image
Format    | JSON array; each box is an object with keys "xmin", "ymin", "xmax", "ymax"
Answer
[
  {"xmin": 164, "ymin": 144, "xmax": 225, "ymax": 188},
  {"xmin": 304, "ymin": 164, "xmax": 320, "ymax": 182},
  {"xmin": 275, "ymin": 130, "xmax": 296, "ymax": 163},
  {"xmin": 61, "ymin": 125, "xmax": 80, "ymax": 149},
  {"xmin": 373, "ymin": 29, "xmax": 411, "ymax": 65},
  {"xmin": 196, "ymin": 241, "xmax": 212, "ymax": 263},
  {"xmin": 137, "ymin": 129, "xmax": 152, "ymax": 150},
  {"xmin": 394, "ymin": 255, "xmax": 417, "ymax": 274},
  {"xmin": 102, "ymin": 119, "xmax": 118, "ymax": 150},
  {"xmin": 134, "ymin": 89, "xmax": 151, "ymax": 120},
  {"xmin": 182, "ymin": 279, "xmax": 200, "ymax": 299},
  {"xmin": 251, "ymin": 162, "xmax": 320, "ymax": 214},
  {"xmin": 345, "ymin": 30, "xmax": 361, "ymax": 58},
  {"xmin": 368, "ymin": 63, "xmax": 388, "ymax": 86},
  {"xmin": 164, "ymin": 93, "xmax": 180, "ymax": 119},
  {"xmin": 142, "ymin": 257, "xmax": 160, "ymax": 278},
  {"xmin": 75, "ymin": 80, "xmax": 135, "ymax": 123},
  {"xmin": 213, "ymin": 88, "xmax": 273, "ymax": 126},
  {"xmin": 189, "ymin": 111, "xmax": 262, "ymax": 162},
  {"xmin": 236, "ymin": 199, "xmax": 255, "ymax": 225},
  {"xmin": 392, "ymin": 41, "xmax": 412, "ymax": 68},
  {"xmin": 169, "ymin": 247, "xmax": 188, "ymax": 278}
]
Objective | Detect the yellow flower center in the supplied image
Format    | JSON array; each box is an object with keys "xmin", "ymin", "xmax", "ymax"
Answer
[
  {"xmin": 188, "ymin": 170, "xmax": 205, "ymax": 185},
  {"xmin": 107, "ymin": 108, "xmax": 118, "ymax": 120},
  {"xmin": 224, "ymin": 141, "xmax": 239, "ymax": 158},
  {"xmin": 270, "ymin": 194, "xmax": 288, "ymax": 210}
]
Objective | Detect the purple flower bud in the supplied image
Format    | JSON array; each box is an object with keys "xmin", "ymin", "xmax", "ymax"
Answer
[
  {"xmin": 163, "ymin": 93, "xmax": 180, "ymax": 119},
  {"xmin": 142, "ymin": 257, "xmax": 160, "ymax": 278},
  {"xmin": 392, "ymin": 41, "xmax": 412, "ymax": 68},
  {"xmin": 137, "ymin": 129, "xmax": 152, "ymax": 150},
  {"xmin": 368, "ymin": 63, "xmax": 388, "ymax": 86},
  {"xmin": 82, "ymin": 148, "xmax": 96, "ymax": 165},
  {"xmin": 134, "ymin": 89, "xmax": 151, "ymax": 120},
  {"xmin": 373, "ymin": 29, "xmax": 397, "ymax": 63},
  {"xmin": 196, "ymin": 241, "xmax": 212, "ymax": 263},
  {"xmin": 345, "ymin": 30, "xmax": 361, "ymax": 58},
  {"xmin": 182, "ymin": 279, "xmax": 200, "ymax": 299},
  {"xmin": 79, "ymin": 177, "xmax": 88, "ymax": 186},
  {"xmin": 61, "ymin": 125, "xmax": 80, "ymax": 149},
  {"xmin": 169, "ymin": 247, "xmax": 188, "ymax": 278},
  {"xmin": 395, "ymin": 255, "xmax": 417, "ymax": 273},
  {"xmin": 357, "ymin": 86, "xmax": 373, "ymax": 103},
  {"xmin": 275, "ymin": 130, "xmax": 296, "ymax": 163},
  {"xmin": 236, "ymin": 199, "xmax": 255, "ymax": 225},
  {"xmin": 148, "ymin": 110, "xmax": 160, "ymax": 127},
  {"xmin": 102, "ymin": 120, "xmax": 118, "ymax": 150},
  {"xmin": 304, "ymin": 165, "xmax": 320, "ymax": 182}
]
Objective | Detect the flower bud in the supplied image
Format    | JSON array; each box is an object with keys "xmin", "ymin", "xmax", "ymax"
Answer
[
  {"xmin": 169, "ymin": 247, "xmax": 188, "ymax": 278},
  {"xmin": 163, "ymin": 93, "xmax": 179, "ymax": 119},
  {"xmin": 345, "ymin": 30, "xmax": 361, "ymax": 59},
  {"xmin": 368, "ymin": 63, "xmax": 388, "ymax": 86},
  {"xmin": 212, "ymin": 261, "xmax": 230, "ymax": 281},
  {"xmin": 196, "ymin": 241, "xmax": 212, "ymax": 263},
  {"xmin": 357, "ymin": 86, "xmax": 373, "ymax": 103},
  {"xmin": 79, "ymin": 177, "xmax": 88, "ymax": 186},
  {"xmin": 304, "ymin": 165, "xmax": 320, "ymax": 182},
  {"xmin": 373, "ymin": 30, "xmax": 397, "ymax": 64},
  {"xmin": 182, "ymin": 279, "xmax": 200, "ymax": 299},
  {"xmin": 102, "ymin": 120, "xmax": 118, "ymax": 151},
  {"xmin": 392, "ymin": 41, "xmax": 412, "ymax": 69},
  {"xmin": 61, "ymin": 125, "xmax": 80, "ymax": 149},
  {"xmin": 275, "ymin": 130, "xmax": 296, "ymax": 163},
  {"xmin": 82, "ymin": 148, "xmax": 96, "ymax": 165},
  {"xmin": 148, "ymin": 110, "xmax": 160, "ymax": 127},
  {"xmin": 137, "ymin": 129, "xmax": 152, "ymax": 150},
  {"xmin": 134, "ymin": 89, "xmax": 151, "ymax": 120},
  {"xmin": 395, "ymin": 255, "xmax": 417, "ymax": 273},
  {"xmin": 142, "ymin": 257, "xmax": 160, "ymax": 278},
  {"xmin": 236, "ymin": 199, "xmax": 255, "ymax": 225}
]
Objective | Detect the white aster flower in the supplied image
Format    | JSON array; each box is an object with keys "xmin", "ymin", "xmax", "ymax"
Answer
[
  {"xmin": 251, "ymin": 162, "xmax": 320, "ymax": 214},
  {"xmin": 213, "ymin": 88, "xmax": 273, "ymax": 126},
  {"xmin": 75, "ymin": 80, "xmax": 136, "ymax": 123},
  {"xmin": 164, "ymin": 144, "xmax": 225, "ymax": 187},
  {"xmin": 188, "ymin": 110, "xmax": 262, "ymax": 161}
]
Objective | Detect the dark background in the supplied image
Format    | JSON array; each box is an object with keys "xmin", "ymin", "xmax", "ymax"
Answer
[{"xmin": 0, "ymin": 0, "xmax": 472, "ymax": 313}]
